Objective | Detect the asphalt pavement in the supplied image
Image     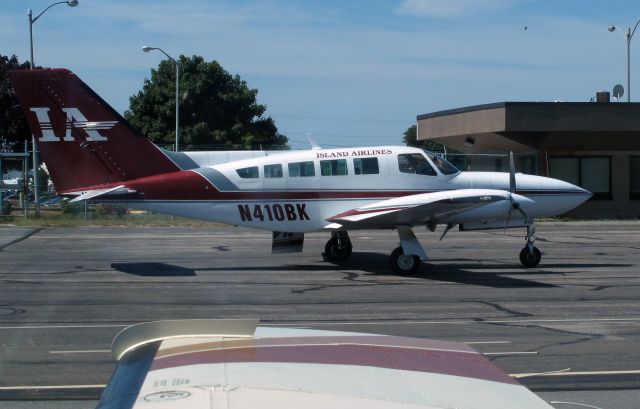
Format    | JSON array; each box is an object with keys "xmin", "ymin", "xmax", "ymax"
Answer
[{"xmin": 0, "ymin": 222, "xmax": 638, "ymax": 408}]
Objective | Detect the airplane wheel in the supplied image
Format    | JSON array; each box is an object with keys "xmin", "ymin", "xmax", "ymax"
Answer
[
  {"xmin": 325, "ymin": 238, "xmax": 352, "ymax": 262},
  {"xmin": 519, "ymin": 246, "xmax": 541, "ymax": 268},
  {"xmin": 390, "ymin": 247, "xmax": 421, "ymax": 275}
]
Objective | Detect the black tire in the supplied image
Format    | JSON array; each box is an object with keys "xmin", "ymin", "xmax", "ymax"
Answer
[
  {"xmin": 519, "ymin": 246, "xmax": 541, "ymax": 268},
  {"xmin": 390, "ymin": 246, "xmax": 421, "ymax": 275},
  {"xmin": 324, "ymin": 238, "xmax": 352, "ymax": 262}
]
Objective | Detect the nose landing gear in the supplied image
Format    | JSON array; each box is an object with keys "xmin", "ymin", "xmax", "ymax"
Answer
[{"xmin": 519, "ymin": 224, "xmax": 541, "ymax": 267}]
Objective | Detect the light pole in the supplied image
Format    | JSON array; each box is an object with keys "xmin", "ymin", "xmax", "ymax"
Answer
[
  {"xmin": 28, "ymin": 0, "xmax": 79, "ymax": 216},
  {"xmin": 142, "ymin": 46, "xmax": 180, "ymax": 152},
  {"xmin": 608, "ymin": 20, "xmax": 640, "ymax": 102}
]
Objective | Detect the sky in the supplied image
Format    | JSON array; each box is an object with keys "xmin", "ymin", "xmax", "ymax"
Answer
[{"xmin": 1, "ymin": 0, "xmax": 638, "ymax": 149}]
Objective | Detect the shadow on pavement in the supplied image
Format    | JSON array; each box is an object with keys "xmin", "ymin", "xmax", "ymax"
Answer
[{"xmin": 111, "ymin": 262, "xmax": 196, "ymax": 276}]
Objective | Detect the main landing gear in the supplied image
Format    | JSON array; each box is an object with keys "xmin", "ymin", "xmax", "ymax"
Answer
[
  {"xmin": 324, "ymin": 231, "xmax": 352, "ymax": 262},
  {"xmin": 389, "ymin": 246, "xmax": 421, "ymax": 275},
  {"xmin": 324, "ymin": 226, "xmax": 427, "ymax": 275},
  {"xmin": 389, "ymin": 226, "xmax": 426, "ymax": 275},
  {"xmin": 519, "ymin": 224, "xmax": 541, "ymax": 268}
]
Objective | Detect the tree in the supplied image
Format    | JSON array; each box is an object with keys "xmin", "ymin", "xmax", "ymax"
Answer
[
  {"xmin": 402, "ymin": 124, "xmax": 440, "ymax": 151},
  {"xmin": 126, "ymin": 55, "xmax": 288, "ymax": 150},
  {"xmin": 0, "ymin": 54, "xmax": 31, "ymax": 152},
  {"xmin": 402, "ymin": 124, "xmax": 467, "ymax": 169}
]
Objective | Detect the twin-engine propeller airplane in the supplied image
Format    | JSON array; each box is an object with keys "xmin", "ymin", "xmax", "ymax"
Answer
[{"xmin": 9, "ymin": 69, "xmax": 591, "ymax": 274}]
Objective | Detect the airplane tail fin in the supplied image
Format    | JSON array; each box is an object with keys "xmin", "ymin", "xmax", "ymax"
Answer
[{"xmin": 8, "ymin": 68, "xmax": 179, "ymax": 193}]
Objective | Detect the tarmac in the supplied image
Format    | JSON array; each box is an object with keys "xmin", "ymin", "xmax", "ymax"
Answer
[{"xmin": 0, "ymin": 222, "xmax": 639, "ymax": 408}]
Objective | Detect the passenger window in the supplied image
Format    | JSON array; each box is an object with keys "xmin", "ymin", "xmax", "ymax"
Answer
[
  {"xmin": 353, "ymin": 157, "xmax": 379, "ymax": 175},
  {"xmin": 320, "ymin": 159, "xmax": 348, "ymax": 176},
  {"xmin": 398, "ymin": 153, "xmax": 437, "ymax": 176},
  {"xmin": 288, "ymin": 161, "xmax": 315, "ymax": 177},
  {"xmin": 236, "ymin": 166, "xmax": 259, "ymax": 179},
  {"xmin": 264, "ymin": 164, "xmax": 283, "ymax": 178}
]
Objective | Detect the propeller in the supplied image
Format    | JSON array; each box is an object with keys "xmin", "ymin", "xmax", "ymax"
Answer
[
  {"xmin": 509, "ymin": 151, "xmax": 516, "ymax": 194},
  {"xmin": 505, "ymin": 152, "xmax": 529, "ymax": 229}
]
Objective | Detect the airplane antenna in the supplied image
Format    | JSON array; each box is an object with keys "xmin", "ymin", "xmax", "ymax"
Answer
[{"xmin": 307, "ymin": 133, "xmax": 321, "ymax": 150}]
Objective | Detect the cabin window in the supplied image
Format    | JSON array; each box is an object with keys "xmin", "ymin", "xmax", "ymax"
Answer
[
  {"xmin": 236, "ymin": 166, "xmax": 259, "ymax": 179},
  {"xmin": 398, "ymin": 153, "xmax": 437, "ymax": 176},
  {"xmin": 320, "ymin": 159, "xmax": 348, "ymax": 176},
  {"xmin": 425, "ymin": 151, "xmax": 459, "ymax": 175},
  {"xmin": 288, "ymin": 161, "xmax": 315, "ymax": 177},
  {"xmin": 264, "ymin": 164, "xmax": 283, "ymax": 178},
  {"xmin": 353, "ymin": 157, "xmax": 379, "ymax": 175}
]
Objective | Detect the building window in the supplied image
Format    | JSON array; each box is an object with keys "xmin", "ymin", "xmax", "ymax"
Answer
[
  {"xmin": 398, "ymin": 153, "xmax": 437, "ymax": 176},
  {"xmin": 264, "ymin": 164, "xmax": 283, "ymax": 178},
  {"xmin": 320, "ymin": 159, "xmax": 348, "ymax": 176},
  {"xmin": 353, "ymin": 157, "xmax": 379, "ymax": 175},
  {"xmin": 549, "ymin": 156, "xmax": 611, "ymax": 200},
  {"xmin": 236, "ymin": 166, "xmax": 259, "ymax": 179},
  {"xmin": 288, "ymin": 161, "xmax": 315, "ymax": 177},
  {"xmin": 631, "ymin": 156, "xmax": 640, "ymax": 200}
]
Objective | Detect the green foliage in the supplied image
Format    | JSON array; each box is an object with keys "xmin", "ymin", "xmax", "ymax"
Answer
[
  {"xmin": 125, "ymin": 55, "xmax": 288, "ymax": 150},
  {"xmin": 94, "ymin": 203, "xmax": 128, "ymax": 217},
  {"xmin": 60, "ymin": 200, "xmax": 82, "ymax": 215},
  {"xmin": 402, "ymin": 125, "xmax": 440, "ymax": 151},
  {"xmin": 0, "ymin": 54, "xmax": 31, "ymax": 152}
]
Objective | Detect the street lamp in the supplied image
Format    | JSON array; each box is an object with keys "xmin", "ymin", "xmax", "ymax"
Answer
[
  {"xmin": 608, "ymin": 20, "xmax": 640, "ymax": 102},
  {"xmin": 28, "ymin": 0, "xmax": 79, "ymax": 69},
  {"xmin": 142, "ymin": 46, "xmax": 181, "ymax": 152},
  {"xmin": 27, "ymin": 0, "xmax": 79, "ymax": 216}
]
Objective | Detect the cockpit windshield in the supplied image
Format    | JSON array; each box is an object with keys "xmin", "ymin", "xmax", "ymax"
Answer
[{"xmin": 424, "ymin": 151, "xmax": 460, "ymax": 175}]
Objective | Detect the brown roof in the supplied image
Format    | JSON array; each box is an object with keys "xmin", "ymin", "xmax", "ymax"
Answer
[{"xmin": 417, "ymin": 102, "xmax": 640, "ymax": 152}]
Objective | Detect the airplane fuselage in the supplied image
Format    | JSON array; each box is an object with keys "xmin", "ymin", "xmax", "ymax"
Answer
[{"xmin": 105, "ymin": 146, "xmax": 590, "ymax": 233}]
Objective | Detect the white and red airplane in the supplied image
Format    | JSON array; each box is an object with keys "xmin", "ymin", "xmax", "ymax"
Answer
[{"xmin": 9, "ymin": 68, "xmax": 591, "ymax": 274}]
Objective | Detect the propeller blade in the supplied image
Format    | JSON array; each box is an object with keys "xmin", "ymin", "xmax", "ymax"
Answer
[{"xmin": 509, "ymin": 151, "xmax": 516, "ymax": 193}]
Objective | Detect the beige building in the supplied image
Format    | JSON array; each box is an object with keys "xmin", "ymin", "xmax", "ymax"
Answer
[{"xmin": 417, "ymin": 102, "xmax": 640, "ymax": 219}]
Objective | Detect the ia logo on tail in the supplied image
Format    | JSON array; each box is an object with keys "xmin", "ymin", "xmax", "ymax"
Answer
[{"xmin": 30, "ymin": 107, "xmax": 116, "ymax": 142}]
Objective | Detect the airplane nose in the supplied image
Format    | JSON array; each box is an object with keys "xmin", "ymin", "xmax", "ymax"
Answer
[
  {"xmin": 545, "ymin": 178, "xmax": 593, "ymax": 215},
  {"xmin": 562, "ymin": 180, "xmax": 592, "ymax": 199}
]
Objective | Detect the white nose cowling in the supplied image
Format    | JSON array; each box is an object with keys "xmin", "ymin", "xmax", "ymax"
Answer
[{"xmin": 513, "ymin": 174, "xmax": 592, "ymax": 217}]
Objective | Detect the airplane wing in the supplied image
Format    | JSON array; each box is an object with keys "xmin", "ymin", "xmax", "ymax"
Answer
[
  {"xmin": 67, "ymin": 185, "xmax": 137, "ymax": 203},
  {"xmin": 96, "ymin": 319, "xmax": 553, "ymax": 409},
  {"xmin": 326, "ymin": 189, "xmax": 527, "ymax": 229}
]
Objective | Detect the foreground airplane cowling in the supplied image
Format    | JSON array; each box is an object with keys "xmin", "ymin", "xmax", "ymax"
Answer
[
  {"xmin": 97, "ymin": 319, "xmax": 555, "ymax": 409},
  {"xmin": 9, "ymin": 69, "xmax": 591, "ymax": 274}
]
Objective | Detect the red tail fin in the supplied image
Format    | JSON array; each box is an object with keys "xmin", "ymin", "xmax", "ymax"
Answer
[{"xmin": 8, "ymin": 68, "xmax": 179, "ymax": 193}]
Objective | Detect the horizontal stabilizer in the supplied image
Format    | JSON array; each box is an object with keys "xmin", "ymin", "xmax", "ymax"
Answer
[{"xmin": 68, "ymin": 185, "xmax": 136, "ymax": 202}]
